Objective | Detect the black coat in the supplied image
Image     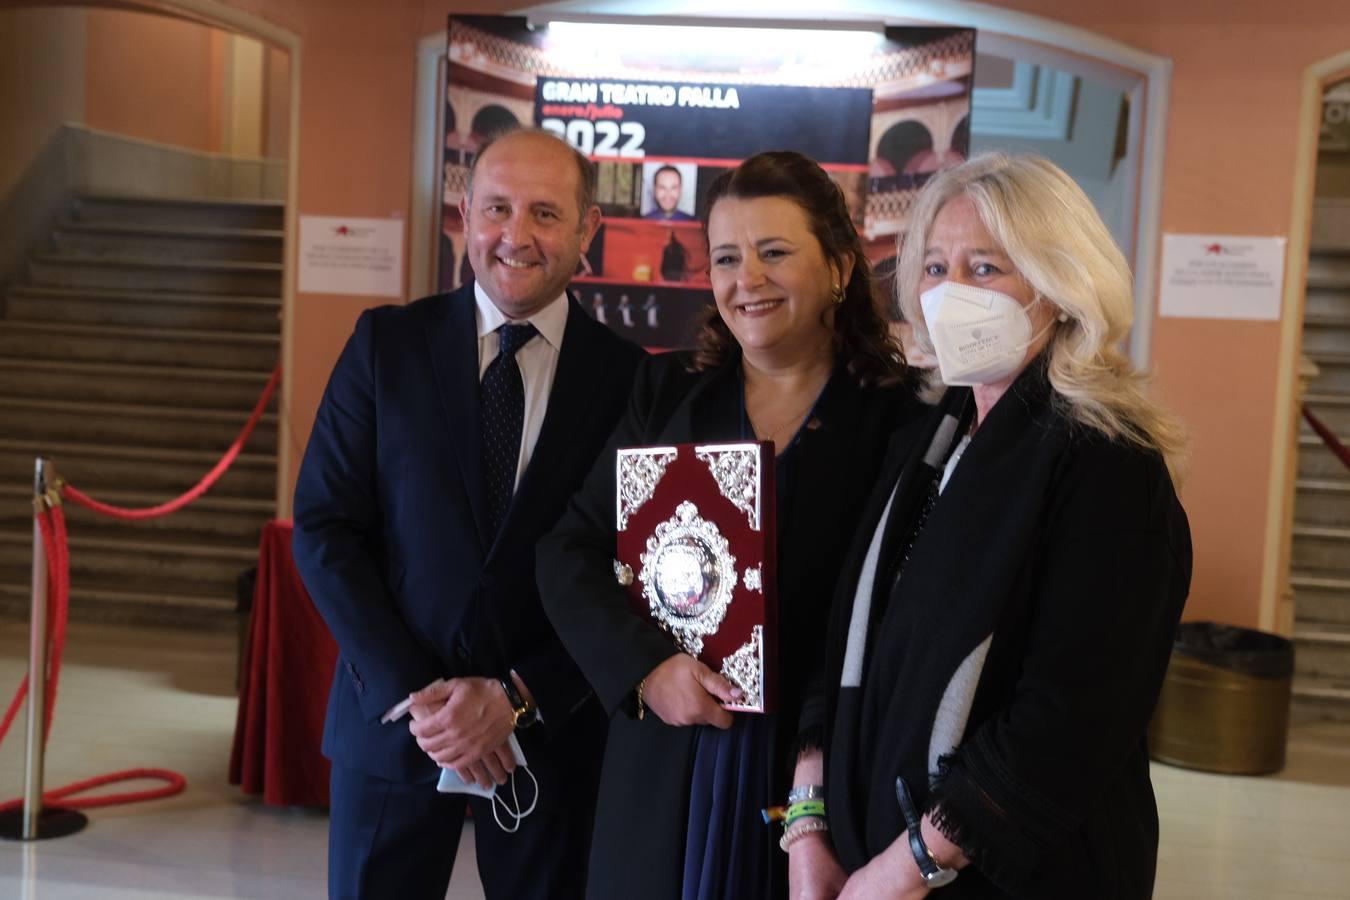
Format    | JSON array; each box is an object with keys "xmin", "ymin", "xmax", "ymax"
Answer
[
  {"xmin": 820, "ymin": 362, "xmax": 1192, "ymax": 899},
  {"xmin": 538, "ymin": 351, "xmax": 921, "ymax": 900}
]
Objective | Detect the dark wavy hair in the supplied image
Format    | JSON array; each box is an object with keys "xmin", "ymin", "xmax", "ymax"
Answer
[{"xmin": 691, "ymin": 151, "xmax": 908, "ymax": 387}]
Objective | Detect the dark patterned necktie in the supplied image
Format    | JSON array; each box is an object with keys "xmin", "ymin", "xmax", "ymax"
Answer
[{"xmin": 480, "ymin": 322, "xmax": 537, "ymax": 538}]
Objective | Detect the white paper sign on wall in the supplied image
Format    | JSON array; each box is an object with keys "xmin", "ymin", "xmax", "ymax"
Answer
[
  {"xmin": 298, "ymin": 215, "xmax": 404, "ymax": 298},
  {"xmin": 1159, "ymin": 234, "xmax": 1286, "ymax": 321}
]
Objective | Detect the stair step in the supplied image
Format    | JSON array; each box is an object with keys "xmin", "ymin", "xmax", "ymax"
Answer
[
  {"xmin": 5, "ymin": 285, "xmax": 280, "ymax": 333},
  {"xmin": 0, "ymin": 320, "xmax": 279, "ymax": 372},
  {"xmin": 1291, "ymin": 524, "xmax": 1350, "ymax": 574},
  {"xmin": 0, "ymin": 530, "xmax": 255, "ymax": 589},
  {"xmin": 1301, "ymin": 394, "xmax": 1350, "ymax": 436},
  {"xmin": 0, "ymin": 559, "xmax": 240, "ymax": 607},
  {"xmin": 1305, "ymin": 311, "xmax": 1350, "ymax": 328},
  {"xmin": 1293, "ymin": 478, "xmax": 1350, "ymax": 526},
  {"xmin": 1294, "ymin": 624, "xmax": 1350, "ymax": 681},
  {"xmin": 1292, "ymin": 572, "xmax": 1350, "ymax": 626},
  {"xmin": 1305, "ymin": 351, "xmax": 1350, "ymax": 394},
  {"xmin": 1308, "ymin": 252, "xmax": 1350, "ymax": 287},
  {"xmin": 0, "ymin": 484, "xmax": 271, "ymax": 545},
  {"xmin": 1304, "ymin": 286, "xmax": 1350, "ymax": 318},
  {"xmin": 0, "ymin": 357, "xmax": 273, "ymax": 411},
  {"xmin": 1291, "ymin": 673, "xmax": 1350, "ymax": 723},
  {"xmin": 1297, "ymin": 434, "xmax": 1350, "ymax": 479},
  {"xmin": 52, "ymin": 221, "xmax": 283, "ymax": 263},
  {"xmin": 1301, "ymin": 317, "xmax": 1350, "ymax": 355},
  {"xmin": 0, "ymin": 395, "xmax": 278, "ymax": 455},
  {"xmin": 28, "ymin": 254, "xmax": 282, "ymax": 296},
  {"xmin": 0, "ymin": 579, "xmax": 238, "ymax": 630},
  {"xmin": 0, "ymin": 438, "xmax": 273, "ymax": 500},
  {"xmin": 72, "ymin": 195, "xmax": 283, "ymax": 231}
]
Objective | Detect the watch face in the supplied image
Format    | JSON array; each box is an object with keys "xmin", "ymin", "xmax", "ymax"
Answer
[{"xmin": 925, "ymin": 869, "xmax": 959, "ymax": 888}]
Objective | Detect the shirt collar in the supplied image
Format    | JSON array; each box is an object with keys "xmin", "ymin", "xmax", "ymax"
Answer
[{"xmin": 474, "ymin": 282, "xmax": 569, "ymax": 351}]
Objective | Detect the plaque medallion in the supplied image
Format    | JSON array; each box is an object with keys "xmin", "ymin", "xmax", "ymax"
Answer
[{"xmin": 638, "ymin": 501, "xmax": 738, "ymax": 658}]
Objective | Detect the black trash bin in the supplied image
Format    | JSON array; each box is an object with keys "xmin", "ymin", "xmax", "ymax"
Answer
[{"xmin": 1148, "ymin": 622, "xmax": 1294, "ymax": 775}]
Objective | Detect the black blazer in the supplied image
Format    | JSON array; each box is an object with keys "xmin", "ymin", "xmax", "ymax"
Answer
[
  {"xmin": 538, "ymin": 352, "xmax": 920, "ymax": 900},
  {"xmin": 821, "ymin": 363, "xmax": 1192, "ymax": 899},
  {"xmin": 292, "ymin": 285, "xmax": 644, "ymax": 783}
]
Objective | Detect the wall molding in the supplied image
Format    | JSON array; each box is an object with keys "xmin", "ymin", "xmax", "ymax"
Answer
[
  {"xmin": 972, "ymin": 62, "xmax": 1077, "ymax": 141},
  {"xmin": 1260, "ymin": 53, "xmax": 1350, "ymax": 633}
]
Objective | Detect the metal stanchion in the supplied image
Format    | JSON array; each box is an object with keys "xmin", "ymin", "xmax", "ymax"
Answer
[{"xmin": 0, "ymin": 458, "xmax": 87, "ymax": 841}]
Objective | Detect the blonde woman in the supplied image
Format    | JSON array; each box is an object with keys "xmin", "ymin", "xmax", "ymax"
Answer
[{"xmin": 790, "ymin": 153, "xmax": 1192, "ymax": 900}]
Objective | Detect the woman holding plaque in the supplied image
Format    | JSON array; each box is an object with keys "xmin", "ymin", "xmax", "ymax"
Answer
[
  {"xmin": 789, "ymin": 154, "xmax": 1192, "ymax": 899},
  {"xmin": 539, "ymin": 151, "xmax": 920, "ymax": 900}
]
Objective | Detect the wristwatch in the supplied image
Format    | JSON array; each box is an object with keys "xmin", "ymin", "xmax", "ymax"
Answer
[
  {"xmin": 499, "ymin": 677, "xmax": 538, "ymax": 729},
  {"xmin": 894, "ymin": 777, "xmax": 958, "ymax": 888}
]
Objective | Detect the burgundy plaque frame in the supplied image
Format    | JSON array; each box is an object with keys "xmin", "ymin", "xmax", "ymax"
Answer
[{"xmin": 615, "ymin": 441, "xmax": 777, "ymax": 713}]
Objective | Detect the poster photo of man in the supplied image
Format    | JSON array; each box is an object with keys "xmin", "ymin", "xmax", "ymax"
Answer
[{"xmin": 640, "ymin": 161, "xmax": 697, "ymax": 222}]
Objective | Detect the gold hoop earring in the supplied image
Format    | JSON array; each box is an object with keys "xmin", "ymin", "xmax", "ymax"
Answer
[{"xmin": 831, "ymin": 283, "xmax": 845, "ymax": 306}]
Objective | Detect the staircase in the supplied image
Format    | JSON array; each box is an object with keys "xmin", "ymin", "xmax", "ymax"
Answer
[
  {"xmin": 1292, "ymin": 244, "xmax": 1350, "ymax": 720},
  {"xmin": 0, "ymin": 195, "xmax": 282, "ymax": 629}
]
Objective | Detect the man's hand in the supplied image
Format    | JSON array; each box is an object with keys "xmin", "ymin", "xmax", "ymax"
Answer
[
  {"xmin": 641, "ymin": 654, "xmax": 740, "ymax": 729},
  {"xmin": 407, "ymin": 677, "xmax": 517, "ymax": 787}
]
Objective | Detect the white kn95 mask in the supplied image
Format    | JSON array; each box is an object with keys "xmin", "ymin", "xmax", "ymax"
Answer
[{"xmin": 919, "ymin": 281, "xmax": 1042, "ymax": 386}]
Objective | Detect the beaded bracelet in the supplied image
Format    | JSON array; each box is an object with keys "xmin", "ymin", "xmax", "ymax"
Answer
[{"xmin": 779, "ymin": 818, "xmax": 829, "ymax": 852}]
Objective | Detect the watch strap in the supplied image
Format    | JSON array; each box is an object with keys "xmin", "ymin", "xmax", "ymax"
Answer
[
  {"xmin": 499, "ymin": 677, "xmax": 537, "ymax": 729},
  {"xmin": 894, "ymin": 777, "xmax": 958, "ymax": 888}
]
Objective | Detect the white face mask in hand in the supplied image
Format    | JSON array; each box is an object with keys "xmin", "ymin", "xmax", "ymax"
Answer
[
  {"xmin": 919, "ymin": 281, "xmax": 1060, "ymax": 386},
  {"xmin": 436, "ymin": 733, "xmax": 539, "ymax": 833}
]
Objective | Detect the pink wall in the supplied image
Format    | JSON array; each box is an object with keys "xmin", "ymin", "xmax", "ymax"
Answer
[
  {"xmin": 200, "ymin": 0, "xmax": 1349, "ymax": 630},
  {"xmin": 990, "ymin": 0, "xmax": 1350, "ymax": 628},
  {"xmin": 84, "ymin": 9, "xmax": 223, "ymax": 153}
]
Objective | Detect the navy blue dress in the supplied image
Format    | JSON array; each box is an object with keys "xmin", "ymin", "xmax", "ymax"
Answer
[{"xmin": 681, "ymin": 385, "xmax": 812, "ymax": 900}]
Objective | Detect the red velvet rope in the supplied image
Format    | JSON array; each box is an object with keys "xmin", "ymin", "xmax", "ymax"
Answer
[
  {"xmin": 61, "ymin": 363, "xmax": 280, "ymax": 518},
  {"xmin": 1303, "ymin": 405, "xmax": 1350, "ymax": 472},
  {"xmin": 0, "ymin": 503, "xmax": 187, "ymax": 811},
  {"xmin": 0, "ymin": 363, "xmax": 281, "ymax": 812}
]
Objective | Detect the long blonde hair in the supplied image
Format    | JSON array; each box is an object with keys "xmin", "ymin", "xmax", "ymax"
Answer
[{"xmin": 897, "ymin": 153, "xmax": 1188, "ymax": 485}]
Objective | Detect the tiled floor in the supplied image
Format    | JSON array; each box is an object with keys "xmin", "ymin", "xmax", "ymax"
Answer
[{"xmin": 1, "ymin": 620, "xmax": 1347, "ymax": 899}]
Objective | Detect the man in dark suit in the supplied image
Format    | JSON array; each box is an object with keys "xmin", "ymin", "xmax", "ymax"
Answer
[{"xmin": 292, "ymin": 128, "xmax": 644, "ymax": 900}]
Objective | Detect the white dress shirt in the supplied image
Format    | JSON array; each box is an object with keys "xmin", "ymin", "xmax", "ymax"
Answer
[{"xmin": 474, "ymin": 283, "xmax": 567, "ymax": 490}]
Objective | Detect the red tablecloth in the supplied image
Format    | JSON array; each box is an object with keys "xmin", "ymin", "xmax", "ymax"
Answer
[{"xmin": 228, "ymin": 519, "xmax": 336, "ymax": 807}]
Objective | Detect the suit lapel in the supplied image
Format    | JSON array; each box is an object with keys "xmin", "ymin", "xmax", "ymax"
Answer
[{"xmin": 425, "ymin": 286, "xmax": 492, "ymax": 555}]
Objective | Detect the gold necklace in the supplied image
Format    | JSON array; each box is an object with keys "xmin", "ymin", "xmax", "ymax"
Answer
[{"xmin": 749, "ymin": 391, "xmax": 820, "ymax": 444}]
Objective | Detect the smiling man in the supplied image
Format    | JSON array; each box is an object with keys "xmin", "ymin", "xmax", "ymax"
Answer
[
  {"xmin": 643, "ymin": 163, "xmax": 697, "ymax": 221},
  {"xmin": 293, "ymin": 128, "xmax": 644, "ymax": 900}
]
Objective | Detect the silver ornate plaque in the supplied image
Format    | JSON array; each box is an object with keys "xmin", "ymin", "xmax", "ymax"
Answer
[
  {"xmin": 638, "ymin": 501, "xmax": 738, "ymax": 657},
  {"xmin": 743, "ymin": 565, "xmax": 762, "ymax": 593},
  {"xmin": 721, "ymin": 625, "xmax": 765, "ymax": 711},
  {"xmin": 616, "ymin": 446, "xmax": 678, "ymax": 531},
  {"xmin": 695, "ymin": 444, "xmax": 762, "ymax": 531}
]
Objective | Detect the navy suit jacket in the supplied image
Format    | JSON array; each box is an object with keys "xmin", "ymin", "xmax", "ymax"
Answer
[{"xmin": 292, "ymin": 284, "xmax": 644, "ymax": 783}]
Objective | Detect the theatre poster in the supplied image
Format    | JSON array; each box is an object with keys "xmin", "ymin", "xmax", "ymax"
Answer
[{"xmin": 439, "ymin": 16, "xmax": 975, "ymax": 350}]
